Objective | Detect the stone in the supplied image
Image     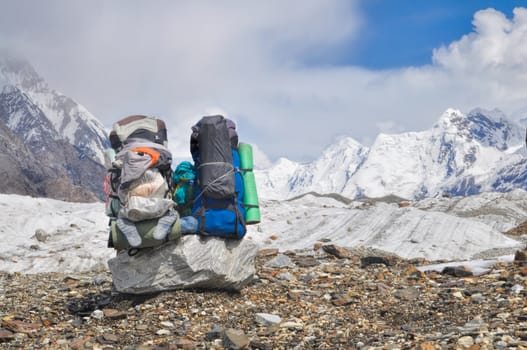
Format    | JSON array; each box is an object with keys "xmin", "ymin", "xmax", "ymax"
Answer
[
  {"xmin": 102, "ymin": 333, "xmax": 119, "ymax": 343},
  {"xmin": 206, "ymin": 324, "xmax": 225, "ymax": 341},
  {"xmin": 250, "ymin": 340, "xmax": 274, "ymax": 350},
  {"xmin": 442, "ymin": 265, "xmax": 473, "ymax": 277},
  {"xmin": 1, "ymin": 318, "xmax": 41, "ymax": 334},
  {"xmin": 515, "ymin": 250, "xmax": 527, "ymax": 262},
  {"xmin": 255, "ymin": 313, "xmax": 282, "ymax": 327},
  {"xmin": 91, "ymin": 310, "xmax": 104, "ymax": 319},
  {"xmin": 331, "ymin": 294, "xmax": 354, "ymax": 306},
  {"xmin": 223, "ymin": 328, "xmax": 249, "ymax": 349},
  {"xmin": 459, "ymin": 318, "xmax": 486, "ymax": 334},
  {"xmin": 322, "ymin": 244, "xmax": 351, "ymax": 259},
  {"xmin": 264, "ymin": 253, "xmax": 294, "ymax": 268},
  {"xmin": 458, "ymin": 336, "xmax": 474, "ymax": 348},
  {"xmin": 108, "ymin": 235, "xmax": 259, "ymax": 294},
  {"xmin": 360, "ymin": 256, "xmax": 396, "ymax": 268},
  {"xmin": 393, "ymin": 287, "xmax": 420, "ymax": 301},
  {"xmin": 294, "ymin": 257, "xmax": 320, "ymax": 267},
  {"xmin": 280, "ymin": 321, "xmax": 304, "ymax": 330},
  {"xmin": 470, "ymin": 293, "xmax": 485, "ymax": 303},
  {"xmin": 102, "ymin": 308, "xmax": 127, "ymax": 320},
  {"xmin": 174, "ymin": 338, "xmax": 198, "ymax": 349},
  {"xmin": 276, "ymin": 273, "xmax": 292, "ymax": 281},
  {"xmin": 34, "ymin": 229, "xmax": 49, "ymax": 243},
  {"xmin": 512, "ymin": 284, "xmax": 525, "ymax": 294},
  {"xmin": 92, "ymin": 275, "xmax": 110, "ymax": 286},
  {"xmin": 0, "ymin": 329, "xmax": 14, "ymax": 342},
  {"xmin": 258, "ymin": 249, "xmax": 279, "ymax": 257}
]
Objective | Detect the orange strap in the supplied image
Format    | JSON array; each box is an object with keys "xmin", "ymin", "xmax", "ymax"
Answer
[{"xmin": 131, "ymin": 147, "xmax": 160, "ymax": 167}]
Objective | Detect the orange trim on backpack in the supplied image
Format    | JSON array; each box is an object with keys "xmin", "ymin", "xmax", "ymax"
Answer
[{"xmin": 131, "ymin": 147, "xmax": 160, "ymax": 167}]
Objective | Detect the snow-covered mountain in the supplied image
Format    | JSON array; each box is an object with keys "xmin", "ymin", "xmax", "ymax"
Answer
[
  {"xmin": 0, "ymin": 52, "xmax": 110, "ymax": 201},
  {"xmin": 257, "ymin": 137, "xmax": 367, "ymax": 198},
  {"xmin": 257, "ymin": 108, "xmax": 527, "ymax": 200},
  {"xmin": 0, "ymin": 52, "xmax": 109, "ymax": 164}
]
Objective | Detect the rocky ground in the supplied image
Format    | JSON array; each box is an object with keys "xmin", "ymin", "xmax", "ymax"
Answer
[{"xmin": 1, "ymin": 242, "xmax": 527, "ymax": 350}]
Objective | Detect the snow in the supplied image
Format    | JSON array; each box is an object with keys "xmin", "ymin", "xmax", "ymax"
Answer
[
  {"xmin": 256, "ymin": 107, "xmax": 526, "ymax": 201},
  {"xmin": 0, "ymin": 194, "xmax": 113, "ymax": 274},
  {"xmin": 0, "ymin": 191, "xmax": 524, "ymax": 275}
]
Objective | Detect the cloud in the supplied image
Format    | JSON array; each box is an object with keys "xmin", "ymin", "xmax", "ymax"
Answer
[{"xmin": 1, "ymin": 2, "xmax": 527, "ymax": 162}]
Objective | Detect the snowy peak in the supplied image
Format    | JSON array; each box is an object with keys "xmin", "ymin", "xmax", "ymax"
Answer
[
  {"xmin": 255, "ymin": 136, "xmax": 368, "ymax": 199},
  {"xmin": 435, "ymin": 107, "xmax": 523, "ymax": 150},
  {"xmin": 0, "ymin": 52, "xmax": 109, "ymax": 164},
  {"xmin": 0, "ymin": 52, "xmax": 46, "ymax": 92},
  {"xmin": 257, "ymin": 108, "xmax": 527, "ymax": 201}
]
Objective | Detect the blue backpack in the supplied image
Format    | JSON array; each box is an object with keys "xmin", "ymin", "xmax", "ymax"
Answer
[{"xmin": 190, "ymin": 115, "xmax": 246, "ymax": 238}]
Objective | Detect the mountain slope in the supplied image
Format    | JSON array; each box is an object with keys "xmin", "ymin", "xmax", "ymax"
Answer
[
  {"xmin": 0, "ymin": 52, "xmax": 109, "ymax": 201},
  {"xmin": 256, "ymin": 108, "xmax": 527, "ymax": 200},
  {"xmin": 257, "ymin": 137, "xmax": 368, "ymax": 199}
]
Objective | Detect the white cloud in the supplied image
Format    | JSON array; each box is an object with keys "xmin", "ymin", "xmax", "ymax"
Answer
[
  {"xmin": 1, "ymin": 2, "xmax": 527, "ymax": 162},
  {"xmin": 433, "ymin": 8, "xmax": 527, "ymax": 72}
]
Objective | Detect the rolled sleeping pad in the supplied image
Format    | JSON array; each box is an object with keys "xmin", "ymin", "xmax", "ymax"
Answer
[
  {"xmin": 238, "ymin": 142, "xmax": 254, "ymax": 170},
  {"xmin": 238, "ymin": 143, "xmax": 261, "ymax": 224},
  {"xmin": 111, "ymin": 217, "xmax": 181, "ymax": 251}
]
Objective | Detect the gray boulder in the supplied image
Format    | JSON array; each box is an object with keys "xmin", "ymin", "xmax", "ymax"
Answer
[{"xmin": 108, "ymin": 235, "xmax": 259, "ymax": 294}]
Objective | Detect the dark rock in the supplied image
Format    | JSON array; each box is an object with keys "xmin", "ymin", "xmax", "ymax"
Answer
[
  {"xmin": 205, "ymin": 324, "xmax": 225, "ymax": 341},
  {"xmin": 294, "ymin": 257, "xmax": 320, "ymax": 267},
  {"xmin": 0, "ymin": 329, "xmax": 14, "ymax": 342},
  {"xmin": 66, "ymin": 292, "xmax": 112, "ymax": 316},
  {"xmin": 514, "ymin": 250, "xmax": 527, "ymax": 262},
  {"xmin": 442, "ymin": 265, "xmax": 473, "ymax": 277},
  {"xmin": 322, "ymin": 244, "xmax": 351, "ymax": 259},
  {"xmin": 360, "ymin": 256, "xmax": 395, "ymax": 268}
]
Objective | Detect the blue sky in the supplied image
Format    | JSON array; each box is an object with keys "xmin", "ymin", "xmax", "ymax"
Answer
[
  {"xmin": 349, "ymin": 0, "xmax": 527, "ymax": 68},
  {"xmin": 1, "ymin": 1, "xmax": 527, "ymax": 164}
]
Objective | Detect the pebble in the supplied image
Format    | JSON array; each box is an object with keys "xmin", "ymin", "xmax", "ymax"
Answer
[
  {"xmin": 223, "ymin": 328, "xmax": 249, "ymax": 349},
  {"xmin": 1, "ymin": 249, "xmax": 527, "ymax": 348},
  {"xmin": 264, "ymin": 253, "xmax": 294, "ymax": 268},
  {"xmin": 255, "ymin": 313, "xmax": 282, "ymax": 327},
  {"xmin": 322, "ymin": 244, "xmax": 351, "ymax": 259},
  {"xmin": 90, "ymin": 309, "xmax": 104, "ymax": 319}
]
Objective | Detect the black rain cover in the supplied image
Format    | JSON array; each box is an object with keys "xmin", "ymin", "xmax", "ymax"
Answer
[{"xmin": 198, "ymin": 115, "xmax": 235, "ymax": 199}]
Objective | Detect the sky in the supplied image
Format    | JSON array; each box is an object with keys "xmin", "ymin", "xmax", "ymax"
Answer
[{"xmin": 1, "ymin": 0, "xmax": 527, "ymax": 163}]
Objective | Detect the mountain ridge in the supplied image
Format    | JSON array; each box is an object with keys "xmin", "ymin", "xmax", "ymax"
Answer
[
  {"xmin": 256, "ymin": 108, "xmax": 527, "ymax": 201},
  {"xmin": 0, "ymin": 52, "xmax": 109, "ymax": 201}
]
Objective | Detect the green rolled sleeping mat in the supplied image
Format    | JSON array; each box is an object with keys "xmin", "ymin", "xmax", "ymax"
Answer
[
  {"xmin": 110, "ymin": 217, "xmax": 182, "ymax": 251},
  {"xmin": 238, "ymin": 143, "xmax": 261, "ymax": 225}
]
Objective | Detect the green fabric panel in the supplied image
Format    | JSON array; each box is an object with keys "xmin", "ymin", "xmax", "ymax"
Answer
[{"xmin": 111, "ymin": 217, "xmax": 182, "ymax": 250}]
